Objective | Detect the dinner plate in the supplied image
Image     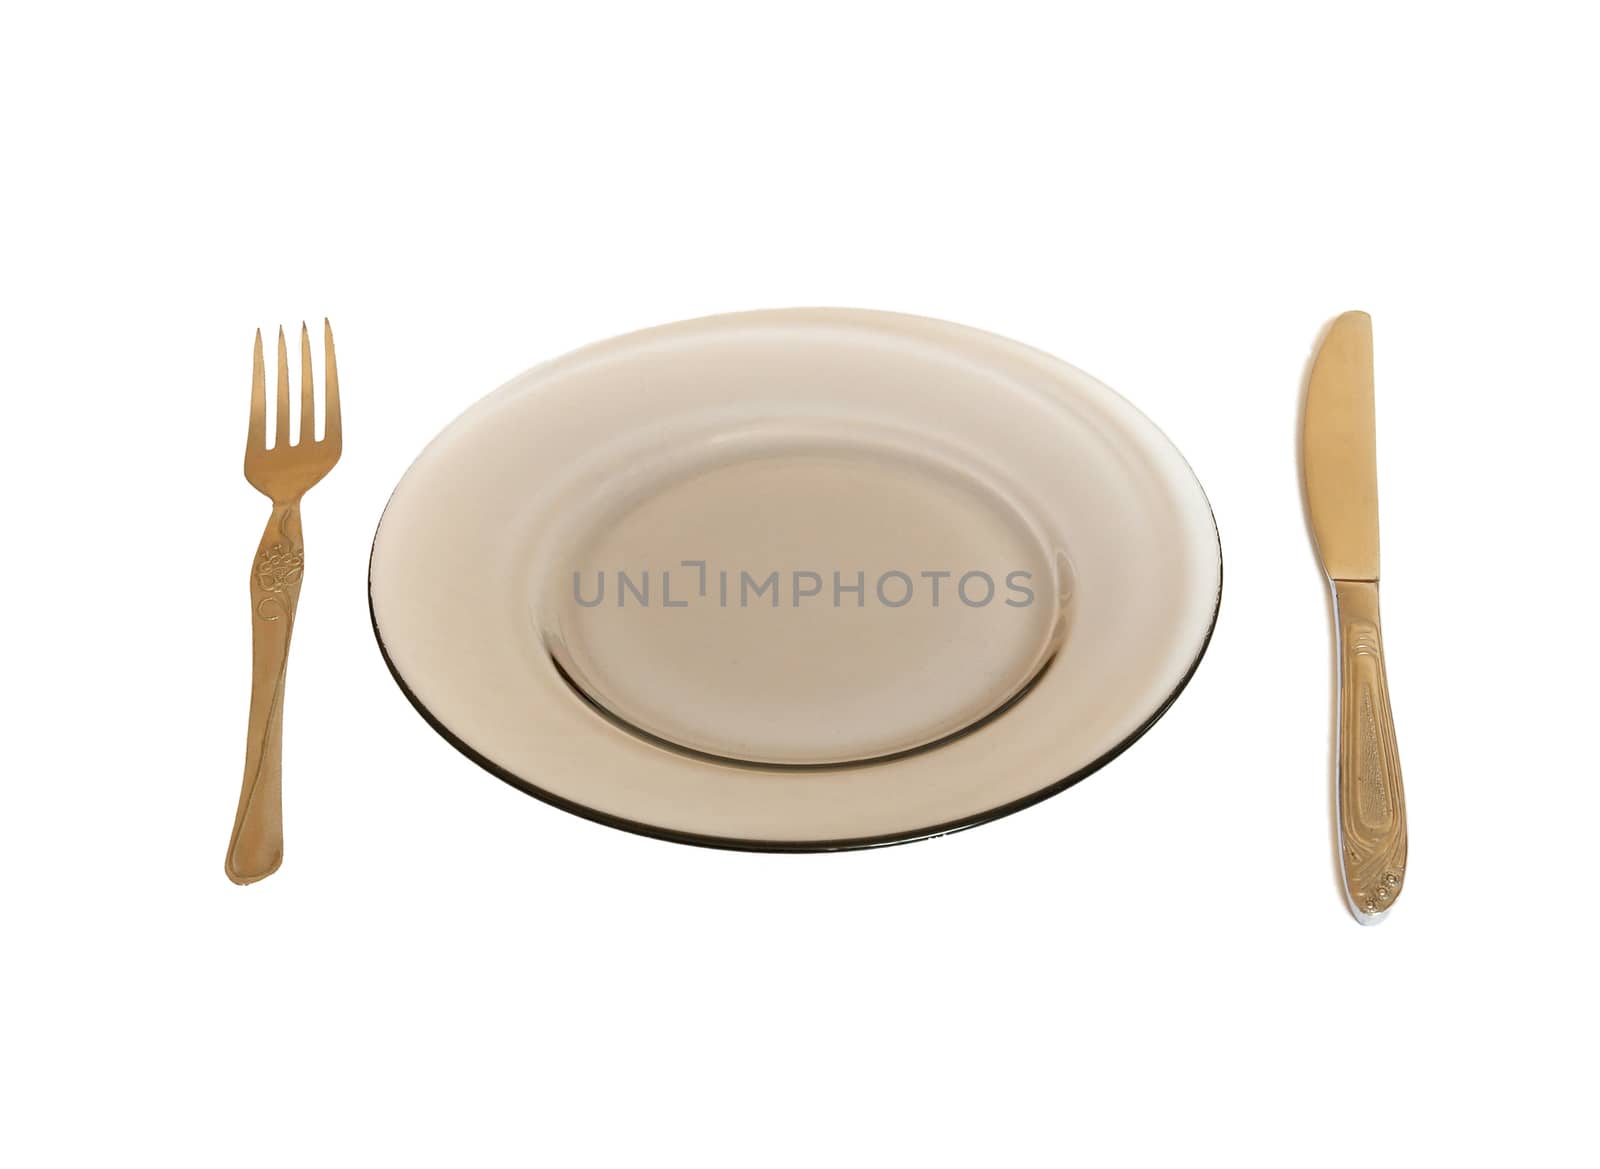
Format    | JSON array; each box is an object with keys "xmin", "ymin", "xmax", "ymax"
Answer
[{"xmin": 370, "ymin": 308, "xmax": 1221, "ymax": 849}]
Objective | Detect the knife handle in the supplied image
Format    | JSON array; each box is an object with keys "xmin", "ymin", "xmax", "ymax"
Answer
[{"xmin": 1331, "ymin": 579, "xmax": 1407, "ymax": 921}]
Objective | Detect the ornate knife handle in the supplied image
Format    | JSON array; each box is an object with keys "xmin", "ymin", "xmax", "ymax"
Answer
[
  {"xmin": 1331, "ymin": 579, "xmax": 1407, "ymax": 920},
  {"xmin": 226, "ymin": 504, "xmax": 304, "ymax": 884}
]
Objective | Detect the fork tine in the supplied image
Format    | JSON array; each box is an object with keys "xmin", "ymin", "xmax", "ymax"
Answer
[
  {"xmin": 323, "ymin": 319, "xmax": 341, "ymax": 451},
  {"xmin": 299, "ymin": 322, "xmax": 316, "ymax": 446},
  {"xmin": 275, "ymin": 327, "xmax": 291, "ymax": 449},
  {"xmin": 248, "ymin": 329, "xmax": 266, "ymax": 452}
]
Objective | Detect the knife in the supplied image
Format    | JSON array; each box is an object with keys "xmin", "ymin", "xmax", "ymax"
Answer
[{"xmin": 1302, "ymin": 310, "xmax": 1408, "ymax": 923}]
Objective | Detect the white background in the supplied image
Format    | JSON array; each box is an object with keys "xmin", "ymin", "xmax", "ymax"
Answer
[{"xmin": 3, "ymin": 2, "xmax": 1596, "ymax": 1165}]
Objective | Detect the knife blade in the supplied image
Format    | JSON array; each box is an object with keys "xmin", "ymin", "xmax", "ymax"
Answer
[
  {"xmin": 1302, "ymin": 311, "xmax": 1408, "ymax": 923},
  {"xmin": 1304, "ymin": 312, "xmax": 1380, "ymax": 580}
]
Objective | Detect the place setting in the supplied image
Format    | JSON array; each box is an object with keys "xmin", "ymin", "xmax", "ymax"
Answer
[{"xmin": 228, "ymin": 307, "xmax": 1405, "ymax": 922}]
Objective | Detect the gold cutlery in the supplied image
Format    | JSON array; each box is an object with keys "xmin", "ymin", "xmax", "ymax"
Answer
[
  {"xmin": 226, "ymin": 322, "xmax": 342, "ymax": 884},
  {"xmin": 1302, "ymin": 310, "xmax": 1407, "ymax": 922}
]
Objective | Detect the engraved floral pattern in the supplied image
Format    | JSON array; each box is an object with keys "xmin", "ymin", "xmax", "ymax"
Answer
[
  {"xmin": 254, "ymin": 534, "xmax": 304, "ymax": 623},
  {"xmin": 1358, "ymin": 871, "xmax": 1403, "ymax": 915},
  {"xmin": 256, "ymin": 542, "xmax": 304, "ymax": 593}
]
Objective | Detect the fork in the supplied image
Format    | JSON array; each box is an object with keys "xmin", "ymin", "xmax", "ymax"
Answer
[{"xmin": 226, "ymin": 321, "xmax": 342, "ymax": 884}]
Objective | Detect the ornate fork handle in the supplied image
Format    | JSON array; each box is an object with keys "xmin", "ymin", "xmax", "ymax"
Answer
[
  {"xmin": 226, "ymin": 503, "xmax": 304, "ymax": 884},
  {"xmin": 1332, "ymin": 579, "xmax": 1407, "ymax": 920}
]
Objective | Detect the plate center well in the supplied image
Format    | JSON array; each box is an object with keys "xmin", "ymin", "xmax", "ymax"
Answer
[{"xmin": 542, "ymin": 442, "xmax": 1064, "ymax": 766}]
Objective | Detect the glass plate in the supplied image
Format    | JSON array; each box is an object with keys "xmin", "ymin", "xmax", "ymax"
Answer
[{"xmin": 369, "ymin": 308, "xmax": 1221, "ymax": 849}]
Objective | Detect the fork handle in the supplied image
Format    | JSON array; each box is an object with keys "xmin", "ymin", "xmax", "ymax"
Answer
[
  {"xmin": 1332, "ymin": 579, "xmax": 1407, "ymax": 921},
  {"xmin": 227, "ymin": 503, "xmax": 304, "ymax": 884}
]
